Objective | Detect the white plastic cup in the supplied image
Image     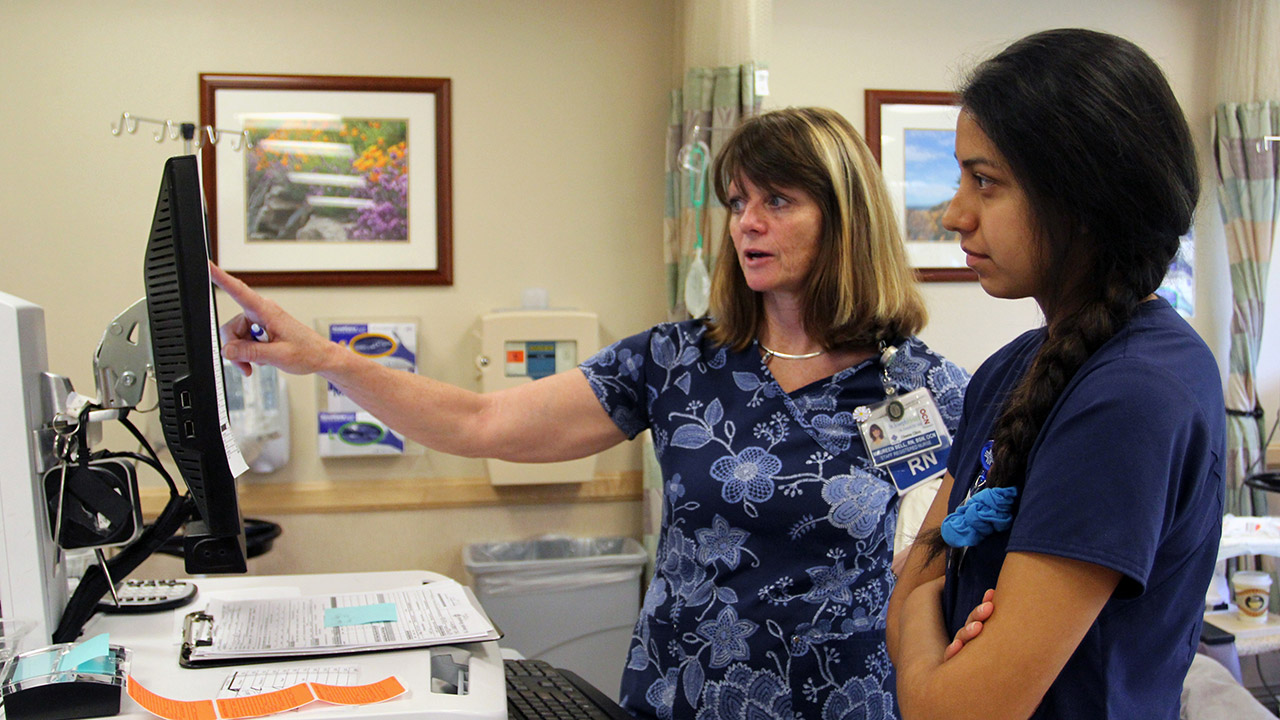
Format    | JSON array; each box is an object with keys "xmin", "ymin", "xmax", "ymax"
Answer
[{"xmin": 1232, "ymin": 571, "xmax": 1273, "ymax": 622}]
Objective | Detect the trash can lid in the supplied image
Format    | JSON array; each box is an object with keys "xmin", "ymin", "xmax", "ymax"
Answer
[{"xmin": 463, "ymin": 536, "xmax": 646, "ymax": 574}]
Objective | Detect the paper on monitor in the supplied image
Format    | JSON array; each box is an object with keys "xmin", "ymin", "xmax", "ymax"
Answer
[{"xmin": 205, "ymin": 273, "xmax": 249, "ymax": 477}]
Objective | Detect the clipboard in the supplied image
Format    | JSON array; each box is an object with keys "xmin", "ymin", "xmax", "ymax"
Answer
[{"xmin": 180, "ymin": 581, "xmax": 501, "ymax": 668}]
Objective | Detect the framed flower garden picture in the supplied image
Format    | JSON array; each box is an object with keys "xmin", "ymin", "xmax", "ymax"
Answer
[{"xmin": 199, "ymin": 73, "xmax": 452, "ymax": 286}]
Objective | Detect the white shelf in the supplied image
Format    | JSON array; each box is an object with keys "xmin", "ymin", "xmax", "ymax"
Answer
[
  {"xmin": 1219, "ymin": 515, "xmax": 1280, "ymax": 562},
  {"xmin": 1205, "ymin": 610, "xmax": 1280, "ymax": 656}
]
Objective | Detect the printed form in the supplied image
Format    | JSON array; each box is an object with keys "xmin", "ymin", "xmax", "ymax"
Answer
[{"xmin": 186, "ymin": 580, "xmax": 497, "ymax": 662}]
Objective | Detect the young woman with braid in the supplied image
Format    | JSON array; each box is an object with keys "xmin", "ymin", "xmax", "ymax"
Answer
[{"xmin": 885, "ymin": 29, "xmax": 1224, "ymax": 719}]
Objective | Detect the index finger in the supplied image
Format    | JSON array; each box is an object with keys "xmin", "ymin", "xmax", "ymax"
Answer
[{"xmin": 209, "ymin": 263, "xmax": 265, "ymax": 314}]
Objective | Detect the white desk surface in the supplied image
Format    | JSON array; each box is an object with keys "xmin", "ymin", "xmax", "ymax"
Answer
[{"xmin": 81, "ymin": 570, "xmax": 506, "ymax": 720}]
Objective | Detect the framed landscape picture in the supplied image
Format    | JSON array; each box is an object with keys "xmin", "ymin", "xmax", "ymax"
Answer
[
  {"xmin": 200, "ymin": 73, "xmax": 452, "ymax": 286},
  {"xmin": 866, "ymin": 89, "xmax": 973, "ymax": 282}
]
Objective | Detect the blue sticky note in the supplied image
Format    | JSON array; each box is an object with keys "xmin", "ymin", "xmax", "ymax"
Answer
[
  {"xmin": 56, "ymin": 632, "xmax": 110, "ymax": 672},
  {"xmin": 12, "ymin": 651, "xmax": 56, "ymax": 682},
  {"xmin": 324, "ymin": 602, "xmax": 398, "ymax": 628},
  {"xmin": 70, "ymin": 655, "xmax": 114, "ymax": 675}
]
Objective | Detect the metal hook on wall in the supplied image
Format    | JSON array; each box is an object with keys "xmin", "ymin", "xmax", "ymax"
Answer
[
  {"xmin": 110, "ymin": 113, "xmax": 183, "ymax": 143},
  {"xmin": 111, "ymin": 111, "xmax": 252, "ymax": 152},
  {"xmin": 193, "ymin": 126, "xmax": 252, "ymax": 152},
  {"xmin": 109, "ymin": 112, "xmax": 140, "ymax": 137}
]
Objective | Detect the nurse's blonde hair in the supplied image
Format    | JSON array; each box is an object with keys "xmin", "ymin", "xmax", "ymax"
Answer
[{"xmin": 706, "ymin": 107, "xmax": 925, "ymax": 351}]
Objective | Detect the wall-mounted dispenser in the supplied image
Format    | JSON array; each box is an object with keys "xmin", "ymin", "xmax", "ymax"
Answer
[{"xmin": 476, "ymin": 295, "xmax": 598, "ymax": 485}]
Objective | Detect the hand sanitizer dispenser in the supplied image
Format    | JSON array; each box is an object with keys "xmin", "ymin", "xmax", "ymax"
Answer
[{"xmin": 476, "ymin": 293, "xmax": 599, "ymax": 485}]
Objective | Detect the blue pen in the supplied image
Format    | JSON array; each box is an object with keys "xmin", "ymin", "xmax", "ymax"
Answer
[{"xmin": 250, "ymin": 323, "xmax": 270, "ymax": 343}]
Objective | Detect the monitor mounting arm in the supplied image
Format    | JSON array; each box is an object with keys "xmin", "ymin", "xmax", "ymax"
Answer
[
  {"xmin": 37, "ymin": 298, "xmax": 152, "ymax": 464},
  {"xmin": 93, "ymin": 298, "xmax": 150, "ymax": 411}
]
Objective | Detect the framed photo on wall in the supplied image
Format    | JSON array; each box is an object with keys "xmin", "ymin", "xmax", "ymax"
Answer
[
  {"xmin": 865, "ymin": 89, "xmax": 973, "ymax": 282},
  {"xmin": 199, "ymin": 73, "xmax": 452, "ymax": 286}
]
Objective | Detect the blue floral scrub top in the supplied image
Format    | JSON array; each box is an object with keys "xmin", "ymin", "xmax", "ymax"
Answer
[{"xmin": 580, "ymin": 320, "xmax": 968, "ymax": 720}]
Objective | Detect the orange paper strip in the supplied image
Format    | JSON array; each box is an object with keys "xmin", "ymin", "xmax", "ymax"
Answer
[
  {"xmin": 310, "ymin": 676, "xmax": 407, "ymax": 705},
  {"xmin": 127, "ymin": 676, "xmax": 218, "ymax": 720},
  {"xmin": 216, "ymin": 683, "xmax": 316, "ymax": 720}
]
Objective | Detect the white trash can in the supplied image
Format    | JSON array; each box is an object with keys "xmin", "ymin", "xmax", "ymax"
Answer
[{"xmin": 463, "ymin": 536, "xmax": 646, "ymax": 701}]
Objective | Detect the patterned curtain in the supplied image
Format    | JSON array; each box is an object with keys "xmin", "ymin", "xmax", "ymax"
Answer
[
  {"xmin": 650, "ymin": 63, "xmax": 763, "ymax": 574},
  {"xmin": 663, "ymin": 64, "xmax": 763, "ymax": 320},
  {"xmin": 1215, "ymin": 102, "xmax": 1280, "ymax": 516},
  {"xmin": 648, "ymin": 0, "xmax": 773, "ymax": 580}
]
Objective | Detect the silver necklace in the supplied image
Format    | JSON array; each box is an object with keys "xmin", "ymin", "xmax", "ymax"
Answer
[{"xmin": 759, "ymin": 343, "xmax": 825, "ymax": 363}]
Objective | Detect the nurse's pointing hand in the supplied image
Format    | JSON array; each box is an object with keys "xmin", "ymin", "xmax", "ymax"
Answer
[{"xmin": 210, "ymin": 263, "xmax": 340, "ymax": 378}]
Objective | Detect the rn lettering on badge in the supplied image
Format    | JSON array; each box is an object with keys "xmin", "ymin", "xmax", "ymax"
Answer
[{"xmin": 888, "ymin": 446, "xmax": 951, "ymax": 495}]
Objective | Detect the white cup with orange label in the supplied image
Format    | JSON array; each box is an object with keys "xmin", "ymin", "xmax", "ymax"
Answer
[{"xmin": 1233, "ymin": 571, "xmax": 1273, "ymax": 623}]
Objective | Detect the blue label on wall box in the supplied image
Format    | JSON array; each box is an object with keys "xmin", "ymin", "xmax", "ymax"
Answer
[
  {"xmin": 525, "ymin": 342, "xmax": 558, "ymax": 380},
  {"xmin": 318, "ymin": 412, "xmax": 405, "ymax": 455},
  {"xmin": 338, "ymin": 421, "xmax": 387, "ymax": 446},
  {"xmin": 350, "ymin": 333, "xmax": 397, "ymax": 358}
]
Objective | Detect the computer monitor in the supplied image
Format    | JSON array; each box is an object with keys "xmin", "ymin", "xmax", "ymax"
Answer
[
  {"xmin": 144, "ymin": 154, "xmax": 250, "ymax": 574},
  {"xmin": 0, "ymin": 156, "xmax": 251, "ymax": 646}
]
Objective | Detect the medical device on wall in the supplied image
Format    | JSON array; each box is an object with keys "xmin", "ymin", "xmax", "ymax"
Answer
[{"xmin": 475, "ymin": 304, "xmax": 598, "ymax": 485}]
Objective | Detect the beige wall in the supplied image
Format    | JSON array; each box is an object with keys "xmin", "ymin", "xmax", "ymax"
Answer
[
  {"xmin": 0, "ymin": 0, "xmax": 1226, "ymax": 581},
  {"xmin": 770, "ymin": 0, "xmax": 1227, "ymax": 373}
]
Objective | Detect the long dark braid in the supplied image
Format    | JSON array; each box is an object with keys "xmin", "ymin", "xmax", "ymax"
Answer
[
  {"xmin": 988, "ymin": 279, "xmax": 1159, "ymax": 490},
  {"xmin": 923, "ymin": 30, "xmax": 1198, "ymax": 555}
]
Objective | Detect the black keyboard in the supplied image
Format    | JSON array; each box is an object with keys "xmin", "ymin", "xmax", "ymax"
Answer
[{"xmin": 504, "ymin": 658, "xmax": 633, "ymax": 720}]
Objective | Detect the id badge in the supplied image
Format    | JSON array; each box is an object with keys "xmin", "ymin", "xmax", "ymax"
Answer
[
  {"xmin": 858, "ymin": 387, "xmax": 950, "ymax": 478},
  {"xmin": 886, "ymin": 443, "xmax": 949, "ymax": 495}
]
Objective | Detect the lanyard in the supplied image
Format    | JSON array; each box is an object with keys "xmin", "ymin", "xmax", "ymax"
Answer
[{"xmin": 879, "ymin": 342, "xmax": 898, "ymax": 397}]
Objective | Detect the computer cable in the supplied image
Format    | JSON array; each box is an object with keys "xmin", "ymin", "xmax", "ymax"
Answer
[
  {"xmin": 50, "ymin": 406, "xmax": 195, "ymax": 643},
  {"xmin": 116, "ymin": 411, "xmax": 179, "ymax": 497},
  {"xmin": 53, "ymin": 493, "xmax": 193, "ymax": 643}
]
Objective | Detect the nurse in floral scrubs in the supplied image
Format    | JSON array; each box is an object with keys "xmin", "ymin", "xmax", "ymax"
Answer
[
  {"xmin": 581, "ymin": 108, "xmax": 966, "ymax": 719},
  {"xmin": 212, "ymin": 107, "xmax": 967, "ymax": 720}
]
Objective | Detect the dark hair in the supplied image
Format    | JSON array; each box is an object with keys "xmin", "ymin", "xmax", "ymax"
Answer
[
  {"xmin": 706, "ymin": 107, "xmax": 926, "ymax": 351},
  {"xmin": 923, "ymin": 30, "xmax": 1198, "ymax": 555},
  {"xmin": 970, "ymin": 29, "xmax": 1197, "ymax": 491}
]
